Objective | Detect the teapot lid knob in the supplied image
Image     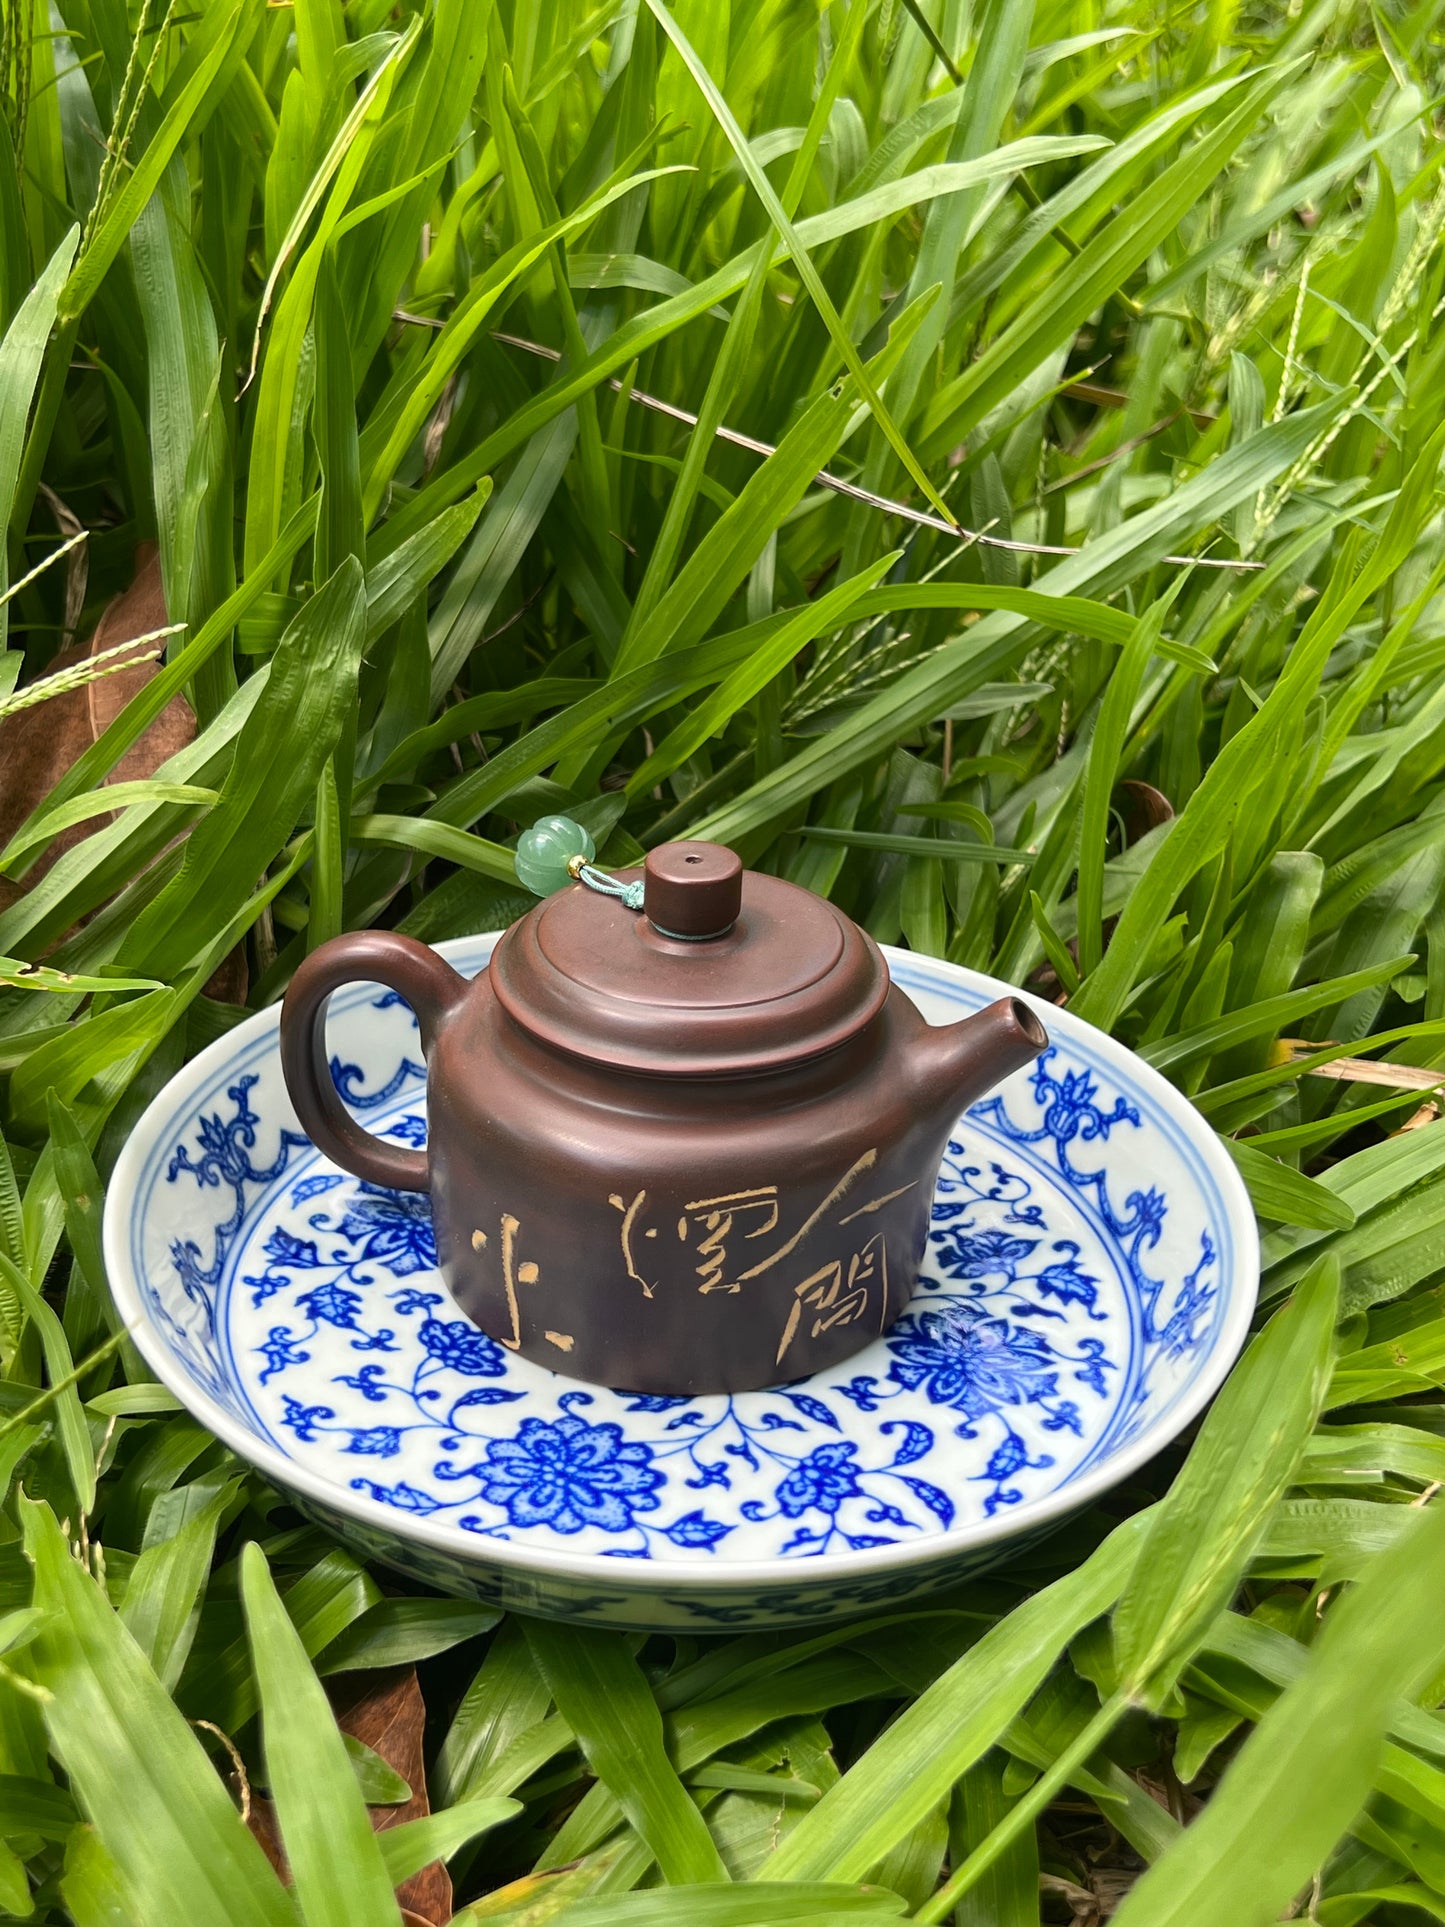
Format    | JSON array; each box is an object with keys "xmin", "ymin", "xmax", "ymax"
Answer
[{"xmin": 643, "ymin": 842, "xmax": 743, "ymax": 940}]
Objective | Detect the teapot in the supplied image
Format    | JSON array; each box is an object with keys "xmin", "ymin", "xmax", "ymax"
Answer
[{"xmin": 279, "ymin": 827, "xmax": 1048, "ymax": 1396}]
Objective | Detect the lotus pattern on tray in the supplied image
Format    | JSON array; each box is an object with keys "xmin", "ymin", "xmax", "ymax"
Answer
[{"xmin": 139, "ymin": 961, "xmax": 1225, "ymax": 1565}]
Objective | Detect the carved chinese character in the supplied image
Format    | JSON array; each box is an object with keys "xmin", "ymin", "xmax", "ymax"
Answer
[
  {"xmin": 610, "ymin": 1190, "xmax": 658, "ymax": 1298},
  {"xmin": 608, "ymin": 1150, "xmax": 914, "ymax": 1316},
  {"xmin": 472, "ymin": 1214, "xmax": 540, "ymax": 1350},
  {"xmin": 681, "ymin": 1188, "xmax": 781, "ymax": 1293},
  {"xmin": 775, "ymin": 1233, "xmax": 887, "ymax": 1367}
]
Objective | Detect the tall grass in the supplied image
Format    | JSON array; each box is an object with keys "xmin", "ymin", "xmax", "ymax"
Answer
[{"xmin": 0, "ymin": 0, "xmax": 1443, "ymax": 1920}]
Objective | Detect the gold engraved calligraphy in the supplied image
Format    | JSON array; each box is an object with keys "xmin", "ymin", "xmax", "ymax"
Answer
[
  {"xmin": 681, "ymin": 1187, "xmax": 780, "ymax": 1293},
  {"xmin": 611, "ymin": 1184, "xmax": 786, "ymax": 1297},
  {"xmin": 609, "ymin": 1152, "xmax": 916, "ymax": 1355},
  {"xmin": 472, "ymin": 1216, "xmax": 540, "ymax": 1350},
  {"xmin": 609, "ymin": 1190, "xmax": 658, "ymax": 1298},
  {"xmin": 775, "ymin": 1233, "xmax": 886, "ymax": 1367}
]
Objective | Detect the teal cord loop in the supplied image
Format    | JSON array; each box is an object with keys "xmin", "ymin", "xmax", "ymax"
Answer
[
  {"xmin": 568, "ymin": 855, "xmax": 645, "ymax": 910},
  {"xmin": 515, "ymin": 815, "xmax": 644, "ymax": 910}
]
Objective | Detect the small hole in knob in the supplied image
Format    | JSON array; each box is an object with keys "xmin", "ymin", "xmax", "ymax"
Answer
[{"xmin": 684, "ymin": 854, "xmax": 703, "ymax": 864}]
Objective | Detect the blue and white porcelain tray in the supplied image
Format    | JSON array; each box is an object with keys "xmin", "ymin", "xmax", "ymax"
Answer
[{"xmin": 105, "ymin": 938, "xmax": 1258, "ymax": 1629}]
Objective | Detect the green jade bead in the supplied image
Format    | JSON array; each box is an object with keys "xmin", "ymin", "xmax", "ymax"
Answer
[{"xmin": 514, "ymin": 814, "xmax": 595, "ymax": 896}]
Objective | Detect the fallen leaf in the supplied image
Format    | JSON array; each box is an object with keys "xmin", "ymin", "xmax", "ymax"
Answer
[
  {"xmin": 1115, "ymin": 779, "xmax": 1174, "ymax": 843},
  {"xmin": 333, "ymin": 1667, "xmax": 452, "ymax": 1927},
  {"xmin": 247, "ymin": 1664, "xmax": 451, "ymax": 1926},
  {"xmin": 1276, "ymin": 1041, "xmax": 1445, "ymax": 1091},
  {"xmin": 243, "ymin": 1792, "xmax": 286, "ymax": 1886},
  {"xmin": 0, "ymin": 545, "xmax": 192, "ymax": 902},
  {"xmin": 0, "ymin": 544, "xmax": 247, "ymax": 999}
]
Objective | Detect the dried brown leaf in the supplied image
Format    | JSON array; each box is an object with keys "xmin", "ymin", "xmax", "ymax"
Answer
[
  {"xmin": 0, "ymin": 546, "xmax": 192, "ymax": 902},
  {"xmin": 0, "ymin": 546, "xmax": 247, "ymax": 997},
  {"xmin": 246, "ymin": 1664, "xmax": 450, "ymax": 1927},
  {"xmin": 1115, "ymin": 779, "xmax": 1175, "ymax": 843}
]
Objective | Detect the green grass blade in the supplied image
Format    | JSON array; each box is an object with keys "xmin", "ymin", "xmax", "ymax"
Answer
[
  {"xmin": 246, "ymin": 15, "xmax": 422, "ymax": 392},
  {"xmin": 244, "ymin": 19, "xmax": 423, "ymax": 571},
  {"xmin": 240, "ymin": 1541, "xmax": 401, "ymax": 1927},
  {"xmin": 407, "ymin": 139, "xmax": 1118, "ymax": 504},
  {"xmin": 434, "ymin": 1619, "xmax": 552, "ymax": 1808},
  {"xmin": 0, "ymin": 1250, "xmax": 96, "ymax": 1513},
  {"xmin": 43, "ymin": 1091, "xmax": 114, "ymax": 1349},
  {"xmin": 377, "ymin": 1795, "xmax": 520, "ymax": 1885},
  {"xmin": 61, "ymin": 8, "xmax": 252, "ymax": 324},
  {"xmin": 799, "ymin": 829, "xmax": 1033, "ymax": 863},
  {"xmin": 1141, "ymin": 955, "xmax": 1417, "ymax": 1073},
  {"xmin": 1112, "ymin": 1255, "xmax": 1339, "ymax": 1697},
  {"xmin": 116, "ymin": 557, "xmax": 367, "ymax": 980},
  {"xmin": 118, "ymin": 1485, "xmax": 237, "ymax": 1691},
  {"xmin": 0, "ymin": 224, "xmax": 77, "ymax": 645},
  {"xmin": 1111, "ymin": 1496, "xmax": 1445, "ymax": 1927},
  {"xmin": 1077, "ymin": 592, "xmax": 1176, "ymax": 974},
  {"xmin": 350, "ymin": 814, "xmax": 517, "ymax": 883},
  {"xmin": 691, "ymin": 404, "xmax": 1334, "ymax": 848},
  {"xmin": 0, "ymin": 784, "xmax": 218, "ymax": 873},
  {"xmin": 360, "ymin": 165, "xmax": 685, "ymax": 526},
  {"xmin": 918, "ymin": 68, "xmax": 1286, "ymax": 452},
  {"xmin": 61, "ymin": 1826, "xmax": 144, "ymax": 1927},
  {"xmin": 764, "ymin": 1515, "xmax": 1144, "ymax": 1883},
  {"xmin": 1224, "ymin": 1141, "xmax": 1356, "ymax": 1230},
  {"xmin": 609, "ymin": 286, "xmax": 936, "ymax": 680},
  {"xmin": 872, "ymin": 0, "xmax": 1034, "ymax": 456},
  {"xmin": 525, "ymin": 1621, "xmax": 728, "ymax": 1885},
  {"xmin": 315, "ymin": 1599, "xmax": 499, "ymax": 1675},
  {"xmin": 640, "ymin": 0, "xmax": 953, "ymax": 525},
  {"xmin": 453, "ymin": 1886, "xmax": 906, "ymax": 1926},
  {"xmin": 19, "ymin": 1497, "xmax": 294, "ymax": 1927},
  {"xmin": 625, "ymin": 554, "xmax": 898, "ymax": 794}
]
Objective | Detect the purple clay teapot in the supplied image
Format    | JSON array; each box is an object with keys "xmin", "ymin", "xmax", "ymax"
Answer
[{"xmin": 279, "ymin": 827, "xmax": 1047, "ymax": 1396}]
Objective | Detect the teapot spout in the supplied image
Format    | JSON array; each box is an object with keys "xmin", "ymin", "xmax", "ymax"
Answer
[{"xmin": 907, "ymin": 995, "xmax": 1049, "ymax": 1126}]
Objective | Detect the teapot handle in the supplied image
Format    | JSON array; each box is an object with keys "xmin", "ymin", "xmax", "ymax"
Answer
[{"xmin": 279, "ymin": 932, "xmax": 469, "ymax": 1194}]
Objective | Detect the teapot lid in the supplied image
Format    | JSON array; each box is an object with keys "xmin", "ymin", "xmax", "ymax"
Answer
[{"xmin": 490, "ymin": 840, "xmax": 889, "ymax": 1077}]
